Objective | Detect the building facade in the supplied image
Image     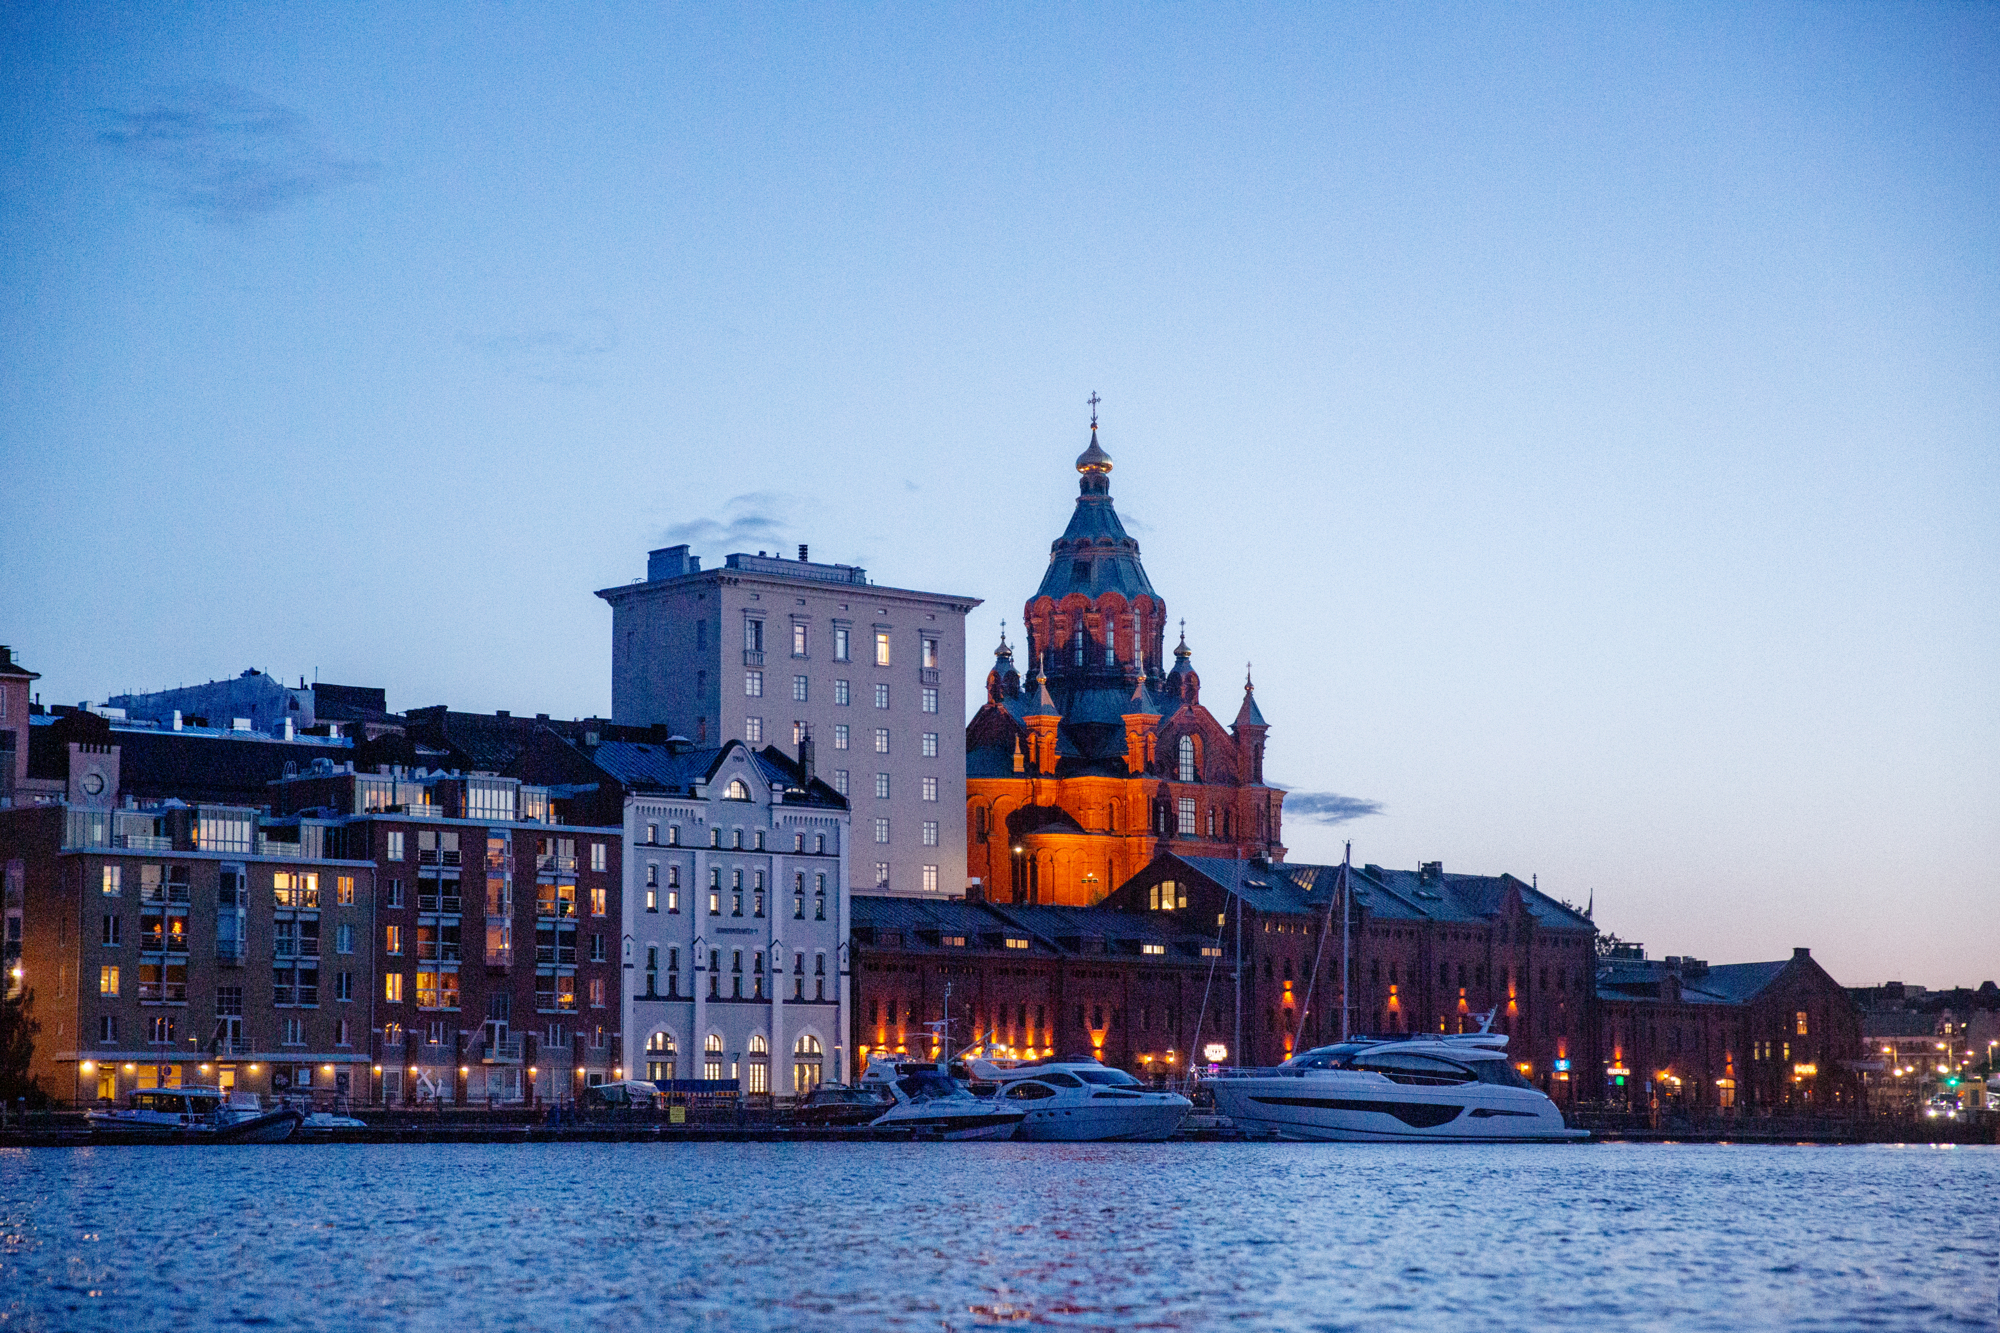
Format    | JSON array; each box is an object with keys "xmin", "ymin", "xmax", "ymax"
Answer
[
  {"xmin": 1108, "ymin": 853, "xmax": 1599, "ymax": 1088},
  {"xmin": 2, "ymin": 794, "xmax": 381, "ymax": 1106},
  {"xmin": 849, "ymin": 892, "xmax": 1221, "ymax": 1076},
  {"xmin": 966, "ymin": 424, "xmax": 1286, "ymax": 906},
  {"xmin": 599, "ymin": 546, "xmax": 977, "ymax": 899},
  {"xmin": 567, "ymin": 737, "xmax": 851, "ymax": 1093},
  {"xmin": 1595, "ymin": 945, "xmax": 1865, "ymax": 1112},
  {"xmin": 270, "ymin": 764, "xmax": 623, "ymax": 1105}
]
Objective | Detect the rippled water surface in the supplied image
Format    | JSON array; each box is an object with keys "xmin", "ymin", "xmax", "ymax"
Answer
[{"xmin": 1, "ymin": 1142, "xmax": 1995, "ymax": 1331}]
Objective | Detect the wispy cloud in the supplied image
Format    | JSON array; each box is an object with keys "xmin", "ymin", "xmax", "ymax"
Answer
[
  {"xmin": 662, "ymin": 492, "xmax": 795, "ymax": 552},
  {"xmin": 95, "ymin": 83, "xmax": 377, "ymax": 224},
  {"xmin": 1283, "ymin": 792, "xmax": 1386, "ymax": 826},
  {"xmin": 456, "ymin": 313, "xmax": 618, "ymax": 384}
]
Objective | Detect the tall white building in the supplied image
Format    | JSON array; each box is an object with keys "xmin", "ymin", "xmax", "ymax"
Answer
[
  {"xmin": 598, "ymin": 544, "xmax": 978, "ymax": 899},
  {"xmin": 589, "ymin": 737, "xmax": 852, "ymax": 1091}
]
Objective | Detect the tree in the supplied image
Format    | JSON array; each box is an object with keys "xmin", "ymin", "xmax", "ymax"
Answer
[{"xmin": 0, "ymin": 986, "xmax": 48, "ymax": 1107}]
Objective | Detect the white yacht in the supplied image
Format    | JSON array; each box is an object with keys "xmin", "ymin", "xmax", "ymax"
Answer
[
  {"xmin": 87, "ymin": 1087, "xmax": 302, "ymax": 1143},
  {"xmin": 964, "ymin": 1056, "xmax": 1191, "ymax": 1142},
  {"xmin": 857, "ymin": 1055, "xmax": 1024, "ymax": 1140},
  {"xmin": 1205, "ymin": 1028, "xmax": 1588, "ymax": 1143}
]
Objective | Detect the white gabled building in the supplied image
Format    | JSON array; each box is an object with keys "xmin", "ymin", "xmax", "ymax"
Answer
[{"xmin": 586, "ymin": 735, "xmax": 851, "ymax": 1093}]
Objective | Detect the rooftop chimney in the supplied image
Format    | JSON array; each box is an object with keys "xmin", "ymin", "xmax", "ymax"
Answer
[
  {"xmin": 797, "ymin": 725, "xmax": 815, "ymax": 785},
  {"xmin": 799, "ymin": 544, "xmax": 809, "ymax": 562}
]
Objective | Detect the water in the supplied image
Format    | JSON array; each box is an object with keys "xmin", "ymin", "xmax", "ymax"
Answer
[{"xmin": 1, "ymin": 1142, "xmax": 1995, "ymax": 1331}]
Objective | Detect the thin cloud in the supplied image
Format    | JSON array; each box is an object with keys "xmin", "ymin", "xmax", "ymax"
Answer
[
  {"xmin": 95, "ymin": 83, "xmax": 377, "ymax": 224},
  {"xmin": 663, "ymin": 493, "xmax": 795, "ymax": 552},
  {"xmin": 1283, "ymin": 792, "xmax": 1386, "ymax": 826},
  {"xmin": 456, "ymin": 313, "xmax": 618, "ymax": 384}
]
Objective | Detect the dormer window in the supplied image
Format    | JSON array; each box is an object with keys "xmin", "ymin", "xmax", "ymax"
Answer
[
  {"xmin": 1177, "ymin": 736, "xmax": 1196, "ymax": 782},
  {"xmin": 723, "ymin": 778, "xmax": 751, "ymax": 801}
]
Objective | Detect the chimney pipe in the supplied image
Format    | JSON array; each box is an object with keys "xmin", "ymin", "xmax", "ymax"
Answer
[
  {"xmin": 798, "ymin": 544, "xmax": 809, "ymax": 563},
  {"xmin": 797, "ymin": 725, "xmax": 815, "ymax": 785}
]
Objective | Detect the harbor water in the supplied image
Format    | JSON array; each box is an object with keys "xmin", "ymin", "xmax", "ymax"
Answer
[{"xmin": 2, "ymin": 1141, "xmax": 1995, "ymax": 1331}]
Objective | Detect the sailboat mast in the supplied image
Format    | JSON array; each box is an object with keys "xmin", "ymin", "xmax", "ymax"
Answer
[{"xmin": 1341, "ymin": 841, "xmax": 1352, "ymax": 1040}]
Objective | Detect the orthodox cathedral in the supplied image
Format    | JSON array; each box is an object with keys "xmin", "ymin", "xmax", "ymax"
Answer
[{"xmin": 965, "ymin": 416, "xmax": 1286, "ymax": 905}]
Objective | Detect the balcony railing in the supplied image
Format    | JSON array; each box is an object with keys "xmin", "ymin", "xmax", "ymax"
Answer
[
  {"xmin": 482, "ymin": 1039, "xmax": 523, "ymax": 1063},
  {"xmin": 255, "ymin": 838, "xmax": 305, "ymax": 859},
  {"xmin": 919, "ymin": 668, "xmax": 940, "ymax": 685},
  {"xmin": 116, "ymin": 834, "xmax": 173, "ymax": 851},
  {"xmin": 141, "ymin": 884, "xmax": 192, "ymax": 905},
  {"xmin": 418, "ymin": 893, "xmax": 463, "ymax": 914},
  {"xmin": 536, "ymin": 854, "xmax": 578, "ymax": 874}
]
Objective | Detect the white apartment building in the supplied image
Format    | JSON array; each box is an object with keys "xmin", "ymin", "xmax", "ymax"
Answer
[
  {"xmin": 598, "ymin": 544, "xmax": 978, "ymax": 899},
  {"xmin": 594, "ymin": 737, "xmax": 852, "ymax": 1091}
]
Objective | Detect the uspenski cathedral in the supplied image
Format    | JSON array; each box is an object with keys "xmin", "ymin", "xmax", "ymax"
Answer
[{"xmin": 965, "ymin": 414, "xmax": 1286, "ymax": 905}]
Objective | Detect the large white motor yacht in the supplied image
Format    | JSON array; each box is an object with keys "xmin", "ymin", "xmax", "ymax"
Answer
[
  {"xmin": 857, "ymin": 1056, "xmax": 1025, "ymax": 1140},
  {"xmin": 964, "ymin": 1056, "xmax": 1191, "ymax": 1142},
  {"xmin": 87, "ymin": 1087, "xmax": 302, "ymax": 1142},
  {"xmin": 1205, "ymin": 1029, "xmax": 1588, "ymax": 1143}
]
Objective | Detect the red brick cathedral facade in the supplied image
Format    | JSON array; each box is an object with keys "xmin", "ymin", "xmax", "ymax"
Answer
[{"xmin": 965, "ymin": 421, "xmax": 1286, "ymax": 905}]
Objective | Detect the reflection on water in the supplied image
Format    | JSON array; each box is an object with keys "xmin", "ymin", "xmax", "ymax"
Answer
[{"xmin": 2, "ymin": 1142, "xmax": 1995, "ymax": 1331}]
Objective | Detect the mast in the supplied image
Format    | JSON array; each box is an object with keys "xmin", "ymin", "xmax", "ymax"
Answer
[
  {"xmin": 1233, "ymin": 889, "xmax": 1243, "ymax": 1065},
  {"xmin": 1341, "ymin": 841, "xmax": 1352, "ymax": 1040}
]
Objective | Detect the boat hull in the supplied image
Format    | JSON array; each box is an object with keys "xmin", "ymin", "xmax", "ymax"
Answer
[
  {"xmin": 87, "ymin": 1108, "xmax": 302, "ymax": 1143},
  {"xmin": 1014, "ymin": 1100, "xmax": 1190, "ymax": 1143},
  {"xmin": 871, "ymin": 1108, "xmax": 1024, "ymax": 1140},
  {"xmin": 1210, "ymin": 1079, "xmax": 1587, "ymax": 1143}
]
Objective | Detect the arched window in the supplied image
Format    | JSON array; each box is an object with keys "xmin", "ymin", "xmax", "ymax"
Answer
[
  {"xmin": 746, "ymin": 1032, "xmax": 770, "ymax": 1094},
  {"xmin": 748, "ymin": 1033, "xmax": 768, "ymax": 1054},
  {"xmin": 723, "ymin": 778, "xmax": 751, "ymax": 801},
  {"xmin": 645, "ymin": 1032, "xmax": 676, "ymax": 1081},
  {"xmin": 1177, "ymin": 736, "xmax": 1196, "ymax": 782},
  {"xmin": 703, "ymin": 1032, "xmax": 724, "ymax": 1082},
  {"xmin": 793, "ymin": 1033, "xmax": 824, "ymax": 1094}
]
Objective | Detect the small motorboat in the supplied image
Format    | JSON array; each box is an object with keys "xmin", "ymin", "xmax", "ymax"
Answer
[
  {"xmin": 297, "ymin": 1109, "xmax": 369, "ymax": 1135},
  {"xmin": 792, "ymin": 1083, "xmax": 893, "ymax": 1128},
  {"xmin": 87, "ymin": 1087, "xmax": 302, "ymax": 1143},
  {"xmin": 857, "ymin": 1056, "xmax": 1024, "ymax": 1140},
  {"xmin": 1205, "ymin": 1017, "xmax": 1588, "ymax": 1143},
  {"xmin": 965, "ymin": 1055, "xmax": 1192, "ymax": 1142}
]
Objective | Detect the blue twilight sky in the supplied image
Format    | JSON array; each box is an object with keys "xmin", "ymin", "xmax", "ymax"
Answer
[{"xmin": 2, "ymin": 4, "xmax": 1994, "ymax": 985}]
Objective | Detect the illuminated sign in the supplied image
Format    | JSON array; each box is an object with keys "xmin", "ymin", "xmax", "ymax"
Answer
[
  {"xmin": 1203, "ymin": 1043, "xmax": 1229, "ymax": 1062},
  {"xmin": 1552, "ymin": 1059, "xmax": 1570, "ymax": 1072}
]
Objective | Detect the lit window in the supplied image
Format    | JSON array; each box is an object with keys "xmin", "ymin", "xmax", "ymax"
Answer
[
  {"xmin": 99, "ymin": 965, "xmax": 119, "ymax": 996},
  {"xmin": 921, "ymin": 636, "xmax": 939, "ymax": 669},
  {"xmin": 921, "ymin": 732, "xmax": 939, "ymax": 758},
  {"xmin": 874, "ymin": 632, "xmax": 891, "ymax": 666},
  {"xmin": 1142, "ymin": 943, "xmax": 1166, "ymax": 956},
  {"xmin": 792, "ymin": 623, "xmax": 808, "ymax": 657},
  {"xmin": 921, "ymin": 687, "xmax": 938, "ymax": 714},
  {"xmin": 745, "ymin": 670, "xmax": 763, "ymax": 697},
  {"xmin": 1005, "ymin": 937, "xmax": 1029, "ymax": 950},
  {"xmin": 921, "ymin": 776, "xmax": 938, "ymax": 802},
  {"xmin": 101, "ymin": 865, "xmax": 121, "ymax": 896},
  {"xmin": 386, "ymin": 831, "xmax": 404, "ymax": 861},
  {"xmin": 590, "ymin": 887, "xmax": 607, "ymax": 916},
  {"xmin": 874, "ymin": 818, "xmax": 890, "ymax": 844},
  {"xmin": 922, "ymin": 821, "xmax": 938, "ymax": 847},
  {"xmin": 1796, "ymin": 1011, "xmax": 1809, "ymax": 1036},
  {"xmin": 922, "ymin": 865, "xmax": 939, "ymax": 893},
  {"xmin": 874, "ymin": 862, "xmax": 890, "ymax": 888},
  {"xmin": 384, "ymin": 973, "xmax": 404, "ymax": 1002},
  {"xmin": 591, "ymin": 842, "xmax": 607, "ymax": 872},
  {"xmin": 874, "ymin": 729, "xmax": 889, "ymax": 754},
  {"xmin": 385, "ymin": 924, "xmax": 403, "ymax": 955}
]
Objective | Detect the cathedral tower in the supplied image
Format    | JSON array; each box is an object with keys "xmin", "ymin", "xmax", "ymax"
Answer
[{"xmin": 965, "ymin": 408, "xmax": 1287, "ymax": 905}]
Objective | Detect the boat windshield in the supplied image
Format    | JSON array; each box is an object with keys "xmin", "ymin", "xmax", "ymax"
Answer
[
  {"xmin": 895, "ymin": 1072, "xmax": 962, "ymax": 1101},
  {"xmin": 1071, "ymin": 1068, "xmax": 1141, "ymax": 1086},
  {"xmin": 1468, "ymin": 1059, "xmax": 1540, "ymax": 1090},
  {"xmin": 1285, "ymin": 1043, "xmax": 1373, "ymax": 1070}
]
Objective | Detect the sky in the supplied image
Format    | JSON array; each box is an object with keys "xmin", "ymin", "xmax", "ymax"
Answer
[{"xmin": 2, "ymin": 4, "xmax": 1994, "ymax": 987}]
